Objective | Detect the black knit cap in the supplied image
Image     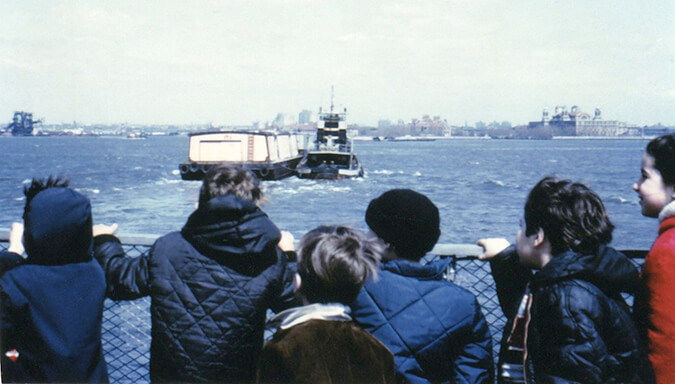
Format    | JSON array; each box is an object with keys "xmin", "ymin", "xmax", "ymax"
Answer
[{"xmin": 365, "ymin": 189, "xmax": 440, "ymax": 260}]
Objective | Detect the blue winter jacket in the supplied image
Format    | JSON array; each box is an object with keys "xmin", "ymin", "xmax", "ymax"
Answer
[
  {"xmin": 0, "ymin": 187, "xmax": 108, "ymax": 383},
  {"xmin": 94, "ymin": 194, "xmax": 296, "ymax": 383},
  {"xmin": 350, "ymin": 258, "xmax": 494, "ymax": 384}
]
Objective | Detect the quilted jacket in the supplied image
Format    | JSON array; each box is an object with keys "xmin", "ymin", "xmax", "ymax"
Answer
[
  {"xmin": 350, "ymin": 258, "xmax": 494, "ymax": 384},
  {"xmin": 491, "ymin": 245, "xmax": 654, "ymax": 383},
  {"xmin": 94, "ymin": 194, "xmax": 296, "ymax": 383},
  {"xmin": 1, "ymin": 187, "xmax": 108, "ymax": 383}
]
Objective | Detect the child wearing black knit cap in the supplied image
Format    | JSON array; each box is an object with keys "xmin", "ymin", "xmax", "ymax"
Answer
[{"xmin": 350, "ymin": 188, "xmax": 494, "ymax": 384}]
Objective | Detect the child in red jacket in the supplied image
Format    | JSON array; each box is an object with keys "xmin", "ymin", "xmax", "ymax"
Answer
[{"xmin": 633, "ymin": 134, "xmax": 675, "ymax": 383}]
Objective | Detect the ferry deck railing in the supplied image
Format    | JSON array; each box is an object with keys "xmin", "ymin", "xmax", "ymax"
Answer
[{"xmin": 0, "ymin": 230, "xmax": 647, "ymax": 384}]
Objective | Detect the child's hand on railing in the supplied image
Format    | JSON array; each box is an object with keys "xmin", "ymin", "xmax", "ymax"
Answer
[
  {"xmin": 278, "ymin": 231, "xmax": 295, "ymax": 252},
  {"xmin": 476, "ymin": 238, "xmax": 510, "ymax": 260},
  {"xmin": 8, "ymin": 222, "xmax": 25, "ymax": 256},
  {"xmin": 93, "ymin": 223, "xmax": 119, "ymax": 237}
]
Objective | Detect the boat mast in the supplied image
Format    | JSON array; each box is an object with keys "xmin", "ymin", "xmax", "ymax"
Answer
[{"xmin": 330, "ymin": 85, "xmax": 334, "ymax": 113}]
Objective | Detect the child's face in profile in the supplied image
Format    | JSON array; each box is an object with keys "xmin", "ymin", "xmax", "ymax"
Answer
[
  {"xmin": 516, "ymin": 218, "xmax": 541, "ymax": 268},
  {"xmin": 634, "ymin": 152, "xmax": 675, "ymax": 218}
]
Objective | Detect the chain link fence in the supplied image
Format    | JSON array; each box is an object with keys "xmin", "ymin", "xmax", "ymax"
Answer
[{"xmin": 0, "ymin": 236, "xmax": 646, "ymax": 384}]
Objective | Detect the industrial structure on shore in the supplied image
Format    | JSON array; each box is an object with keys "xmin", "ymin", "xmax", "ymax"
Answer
[{"xmin": 4, "ymin": 111, "xmax": 41, "ymax": 136}]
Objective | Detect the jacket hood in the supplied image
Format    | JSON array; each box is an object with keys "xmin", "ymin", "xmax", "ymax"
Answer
[
  {"xmin": 382, "ymin": 257, "xmax": 452, "ymax": 281},
  {"xmin": 181, "ymin": 194, "xmax": 281, "ymax": 274},
  {"xmin": 23, "ymin": 187, "xmax": 93, "ymax": 265},
  {"xmin": 531, "ymin": 245, "xmax": 639, "ymax": 295}
]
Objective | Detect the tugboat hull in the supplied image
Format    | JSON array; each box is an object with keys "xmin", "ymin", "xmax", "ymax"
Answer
[{"xmin": 296, "ymin": 151, "xmax": 363, "ymax": 180}]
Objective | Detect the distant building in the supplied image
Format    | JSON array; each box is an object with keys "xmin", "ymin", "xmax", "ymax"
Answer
[
  {"xmin": 378, "ymin": 119, "xmax": 392, "ymax": 129},
  {"xmin": 374, "ymin": 115, "xmax": 449, "ymax": 137},
  {"xmin": 298, "ymin": 110, "xmax": 314, "ymax": 125},
  {"xmin": 528, "ymin": 105, "xmax": 639, "ymax": 137},
  {"xmin": 272, "ymin": 113, "xmax": 296, "ymax": 129}
]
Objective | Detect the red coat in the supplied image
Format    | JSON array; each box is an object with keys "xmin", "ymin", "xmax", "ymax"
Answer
[{"xmin": 641, "ymin": 214, "xmax": 675, "ymax": 383}]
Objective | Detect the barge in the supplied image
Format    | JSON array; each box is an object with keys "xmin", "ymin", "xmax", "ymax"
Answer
[{"xmin": 179, "ymin": 130, "xmax": 303, "ymax": 181}]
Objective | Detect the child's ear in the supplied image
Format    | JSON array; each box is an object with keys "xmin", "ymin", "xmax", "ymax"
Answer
[
  {"xmin": 294, "ymin": 273, "xmax": 302, "ymax": 292},
  {"xmin": 533, "ymin": 228, "xmax": 546, "ymax": 248}
]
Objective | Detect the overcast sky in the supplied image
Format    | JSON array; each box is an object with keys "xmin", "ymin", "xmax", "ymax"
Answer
[{"xmin": 1, "ymin": 1, "xmax": 673, "ymax": 126}]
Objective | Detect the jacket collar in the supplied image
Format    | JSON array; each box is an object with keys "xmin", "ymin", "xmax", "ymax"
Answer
[
  {"xmin": 381, "ymin": 257, "xmax": 452, "ymax": 280},
  {"xmin": 659, "ymin": 216, "xmax": 675, "ymax": 236},
  {"xmin": 530, "ymin": 245, "xmax": 639, "ymax": 294},
  {"xmin": 267, "ymin": 303, "xmax": 352, "ymax": 330},
  {"xmin": 658, "ymin": 200, "xmax": 675, "ymax": 223}
]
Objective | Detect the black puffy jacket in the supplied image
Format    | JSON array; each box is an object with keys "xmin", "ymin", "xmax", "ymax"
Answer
[
  {"xmin": 491, "ymin": 245, "xmax": 653, "ymax": 383},
  {"xmin": 94, "ymin": 194, "xmax": 296, "ymax": 383}
]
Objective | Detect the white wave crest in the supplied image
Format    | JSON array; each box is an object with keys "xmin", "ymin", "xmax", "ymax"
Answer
[
  {"xmin": 372, "ymin": 170, "xmax": 394, "ymax": 175},
  {"xmin": 76, "ymin": 188, "xmax": 101, "ymax": 194}
]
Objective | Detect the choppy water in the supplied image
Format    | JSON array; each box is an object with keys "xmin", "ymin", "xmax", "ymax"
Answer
[{"xmin": 0, "ymin": 135, "xmax": 658, "ymax": 250}]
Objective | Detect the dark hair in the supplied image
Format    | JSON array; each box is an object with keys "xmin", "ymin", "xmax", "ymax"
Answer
[
  {"xmin": 524, "ymin": 176, "xmax": 614, "ymax": 255},
  {"xmin": 199, "ymin": 165, "xmax": 265, "ymax": 206},
  {"xmin": 23, "ymin": 176, "xmax": 70, "ymax": 219},
  {"xmin": 297, "ymin": 225, "xmax": 381, "ymax": 304},
  {"xmin": 646, "ymin": 134, "xmax": 675, "ymax": 186}
]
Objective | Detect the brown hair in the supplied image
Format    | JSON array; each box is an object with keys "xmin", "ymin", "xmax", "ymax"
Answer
[
  {"xmin": 297, "ymin": 225, "xmax": 381, "ymax": 304},
  {"xmin": 199, "ymin": 165, "xmax": 266, "ymax": 206},
  {"xmin": 524, "ymin": 176, "xmax": 614, "ymax": 255}
]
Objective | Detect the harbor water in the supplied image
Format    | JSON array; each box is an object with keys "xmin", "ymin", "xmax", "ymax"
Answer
[{"xmin": 0, "ymin": 135, "xmax": 658, "ymax": 250}]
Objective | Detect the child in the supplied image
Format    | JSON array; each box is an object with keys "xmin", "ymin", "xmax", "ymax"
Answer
[
  {"xmin": 351, "ymin": 189, "xmax": 494, "ymax": 383},
  {"xmin": 257, "ymin": 225, "xmax": 396, "ymax": 383},
  {"xmin": 0, "ymin": 177, "xmax": 108, "ymax": 383},
  {"xmin": 633, "ymin": 134, "xmax": 675, "ymax": 383},
  {"xmin": 94, "ymin": 166, "xmax": 296, "ymax": 383},
  {"xmin": 478, "ymin": 176, "xmax": 653, "ymax": 383}
]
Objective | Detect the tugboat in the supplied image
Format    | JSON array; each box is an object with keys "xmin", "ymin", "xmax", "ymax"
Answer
[
  {"xmin": 4, "ymin": 111, "xmax": 41, "ymax": 136},
  {"xmin": 179, "ymin": 130, "xmax": 304, "ymax": 181},
  {"xmin": 296, "ymin": 90, "xmax": 364, "ymax": 179}
]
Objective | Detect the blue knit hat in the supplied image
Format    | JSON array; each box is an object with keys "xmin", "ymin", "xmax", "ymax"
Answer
[{"xmin": 365, "ymin": 189, "xmax": 440, "ymax": 260}]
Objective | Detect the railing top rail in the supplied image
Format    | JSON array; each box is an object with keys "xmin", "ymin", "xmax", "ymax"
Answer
[{"xmin": 0, "ymin": 228, "xmax": 649, "ymax": 259}]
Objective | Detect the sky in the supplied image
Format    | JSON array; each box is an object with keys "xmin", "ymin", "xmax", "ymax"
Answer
[{"xmin": 1, "ymin": 0, "xmax": 673, "ymax": 127}]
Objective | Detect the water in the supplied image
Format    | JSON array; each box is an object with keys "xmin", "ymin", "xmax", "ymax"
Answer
[{"xmin": 0, "ymin": 135, "xmax": 658, "ymax": 250}]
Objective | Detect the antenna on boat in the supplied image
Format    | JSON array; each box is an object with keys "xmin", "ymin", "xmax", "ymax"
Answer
[{"xmin": 330, "ymin": 85, "xmax": 334, "ymax": 113}]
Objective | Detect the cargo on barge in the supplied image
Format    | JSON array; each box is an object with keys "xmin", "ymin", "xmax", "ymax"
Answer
[{"xmin": 179, "ymin": 130, "xmax": 304, "ymax": 181}]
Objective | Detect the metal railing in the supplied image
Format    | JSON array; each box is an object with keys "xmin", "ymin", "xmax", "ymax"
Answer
[{"xmin": 0, "ymin": 230, "xmax": 647, "ymax": 384}]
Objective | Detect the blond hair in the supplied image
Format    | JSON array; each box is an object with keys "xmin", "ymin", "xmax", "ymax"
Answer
[{"xmin": 298, "ymin": 225, "xmax": 382, "ymax": 304}]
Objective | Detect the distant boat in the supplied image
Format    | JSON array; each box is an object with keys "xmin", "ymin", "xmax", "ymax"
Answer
[
  {"xmin": 384, "ymin": 135, "xmax": 436, "ymax": 142},
  {"xmin": 4, "ymin": 111, "xmax": 41, "ymax": 136},
  {"xmin": 178, "ymin": 130, "xmax": 304, "ymax": 181},
  {"xmin": 126, "ymin": 132, "xmax": 147, "ymax": 139},
  {"xmin": 296, "ymin": 90, "xmax": 364, "ymax": 180}
]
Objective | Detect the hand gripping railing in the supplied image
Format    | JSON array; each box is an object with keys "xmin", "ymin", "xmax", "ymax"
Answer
[{"xmin": 0, "ymin": 230, "xmax": 647, "ymax": 384}]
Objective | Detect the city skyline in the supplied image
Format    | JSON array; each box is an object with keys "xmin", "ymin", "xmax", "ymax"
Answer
[{"xmin": 2, "ymin": 1, "xmax": 673, "ymax": 127}]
